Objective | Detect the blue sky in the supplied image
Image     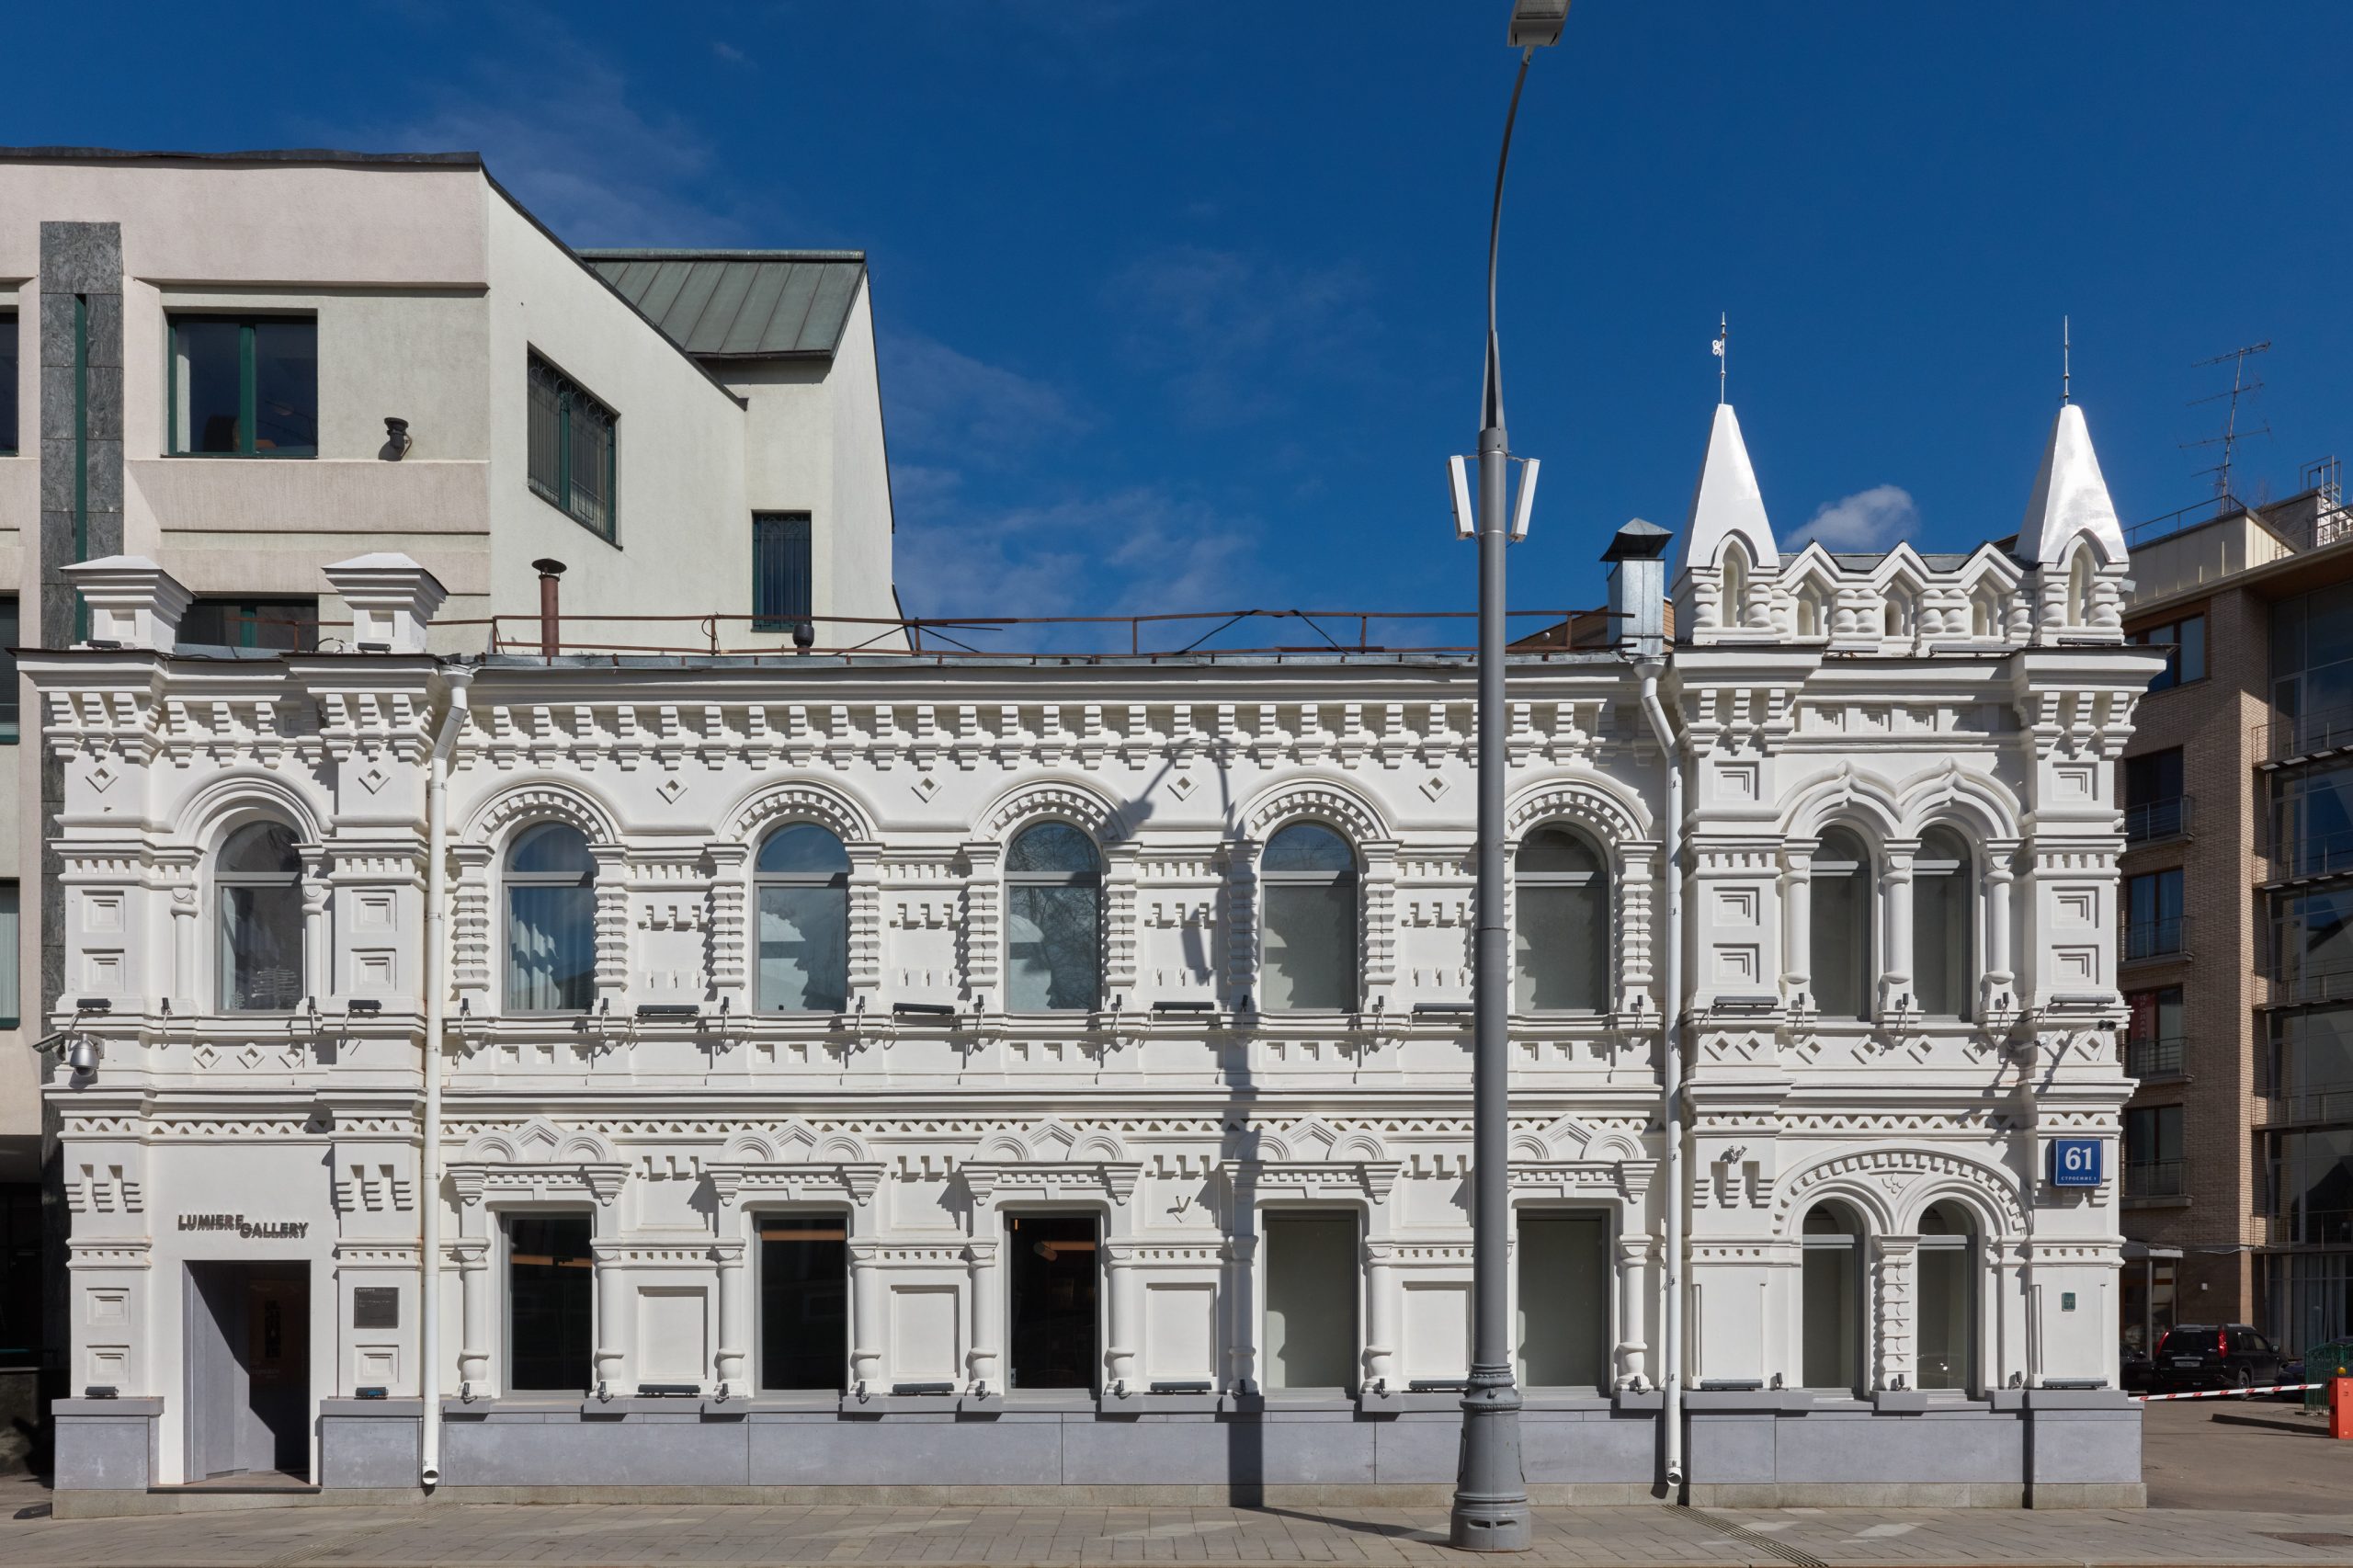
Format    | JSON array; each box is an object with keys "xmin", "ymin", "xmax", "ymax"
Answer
[{"xmin": 17, "ymin": 2, "xmax": 2353, "ymax": 625}]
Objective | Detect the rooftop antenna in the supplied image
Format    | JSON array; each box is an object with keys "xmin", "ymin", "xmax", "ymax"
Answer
[
  {"xmin": 1712, "ymin": 312, "xmax": 1727, "ymax": 404},
  {"xmin": 2062, "ymin": 315, "xmax": 2070, "ymax": 406},
  {"xmin": 2181, "ymin": 340, "xmax": 2272, "ymax": 511}
]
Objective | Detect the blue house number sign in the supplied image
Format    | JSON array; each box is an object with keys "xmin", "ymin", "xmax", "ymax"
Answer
[{"xmin": 2049, "ymin": 1139, "xmax": 2102, "ymax": 1187}]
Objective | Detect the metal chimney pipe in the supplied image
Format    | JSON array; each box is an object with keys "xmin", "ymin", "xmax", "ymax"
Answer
[{"xmin": 531, "ymin": 558, "xmax": 566, "ymax": 660}]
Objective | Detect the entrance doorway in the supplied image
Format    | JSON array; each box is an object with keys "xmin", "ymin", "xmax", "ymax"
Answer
[
  {"xmin": 1006, "ymin": 1213, "xmax": 1098, "ymax": 1390},
  {"xmin": 185, "ymin": 1263, "xmax": 310, "ymax": 1481}
]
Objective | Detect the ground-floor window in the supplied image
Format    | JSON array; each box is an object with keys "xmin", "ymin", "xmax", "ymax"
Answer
[
  {"xmin": 2122, "ymin": 1256, "xmax": 2177, "ymax": 1357},
  {"xmin": 1517, "ymin": 1209, "xmax": 1610, "ymax": 1391},
  {"xmin": 1915, "ymin": 1202, "xmax": 1975, "ymax": 1392},
  {"xmin": 1263, "ymin": 1210, "xmax": 1358, "ymax": 1391},
  {"xmin": 1007, "ymin": 1212, "xmax": 1097, "ymax": 1391},
  {"xmin": 760, "ymin": 1214, "xmax": 847, "ymax": 1391},
  {"xmin": 1801, "ymin": 1202, "xmax": 1864, "ymax": 1394},
  {"xmin": 507, "ymin": 1212, "xmax": 594, "ymax": 1392},
  {"xmin": 2270, "ymin": 1250, "xmax": 2353, "ymax": 1357}
]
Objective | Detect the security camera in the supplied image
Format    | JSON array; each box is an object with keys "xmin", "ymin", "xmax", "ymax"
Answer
[{"xmin": 64, "ymin": 1038, "xmax": 98, "ymax": 1075}]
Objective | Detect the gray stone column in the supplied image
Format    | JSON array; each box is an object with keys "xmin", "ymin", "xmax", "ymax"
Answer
[
  {"xmin": 1103, "ymin": 1240, "xmax": 1140, "ymax": 1395},
  {"xmin": 592, "ymin": 1240, "xmax": 628, "ymax": 1396},
  {"xmin": 1613, "ymin": 1232, "xmax": 1654, "ymax": 1390},
  {"xmin": 712, "ymin": 1239, "xmax": 748, "ymax": 1395},
  {"xmin": 454, "ymin": 1242, "xmax": 491, "ymax": 1394},
  {"xmin": 847, "ymin": 1240, "xmax": 884, "ymax": 1393},
  {"xmin": 1362, "ymin": 1239, "xmax": 1400, "ymax": 1392},
  {"xmin": 964, "ymin": 1237, "xmax": 1002, "ymax": 1394},
  {"xmin": 1224, "ymin": 1233, "xmax": 1258, "ymax": 1392}
]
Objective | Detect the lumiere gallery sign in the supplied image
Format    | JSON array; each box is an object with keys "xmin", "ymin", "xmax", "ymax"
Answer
[{"xmin": 176, "ymin": 1213, "xmax": 311, "ymax": 1240}]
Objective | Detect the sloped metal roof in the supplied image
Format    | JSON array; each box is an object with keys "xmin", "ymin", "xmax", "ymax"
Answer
[{"xmin": 581, "ymin": 250, "xmax": 866, "ymax": 360}]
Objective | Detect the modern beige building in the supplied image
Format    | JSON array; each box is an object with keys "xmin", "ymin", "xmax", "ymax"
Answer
[
  {"xmin": 2116, "ymin": 466, "xmax": 2353, "ymax": 1361},
  {"xmin": 0, "ymin": 146, "xmax": 904, "ymax": 1465}
]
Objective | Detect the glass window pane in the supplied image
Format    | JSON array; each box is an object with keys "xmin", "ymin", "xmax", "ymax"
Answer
[
  {"xmin": 756, "ymin": 824, "xmax": 848, "ymax": 876},
  {"xmin": 1263, "ymin": 881, "xmax": 1355, "ymax": 1011},
  {"xmin": 1802, "ymin": 1243, "xmax": 1859, "ymax": 1391},
  {"xmin": 250, "ymin": 320, "xmax": 317, "ymax": 455},
  {"xmin": 1518, "ymin": 1211, "xmax": 1608, "ymax": 1390},
  {"xmin": 759, "ymin": 1219, "xmax": 847, "ymax": 1391},
  {"xmin": 0, "ymin": 594, "xmax": 17, "ymax": 742},
  {"xmin": 1913, "ymin": 868, "xmax": 1970, "ymax": 1017},
  {"xmin": 753, "ymin": 513, "xmax": 813, "ymax": 631},
  {"xmin": 508, "ymin": 824, "xmax": 593, "ymax": 876},
  {"xmin": 175, "ymin": 320, "xmax": 244, "ymax": 453},
  {"xmin": 528, "ymin": 361, "xmax": 563, "ymax": 501},
  {"xmin": 506, "ymin": 885, "xmax": 596, "ymax": 1011},
  {"xmin": 1916, "ymin": 1244, "xmax": 1973, "ymax": 1392},
  {"xmin": 221, "ymin": 883, "xmax": 304, "ymax": 1011},
  {"xmin": 1006, "ymin": 1213, "xmax": 1098, "ymax": 1390},
  {"xmin": 0, "ymin": 314, "xmax": 17, "ymax": 453},
  {"xmin": 1006, "ymin": 883, "xmax": 1100, "ymax": 1011},
  {"xmin": 1008, "ymin": 823, "xmax": 1099, "ymax": 876},
  {"xmin": 220, "ymin": 821, "xmax": 301, "ymax": 875},
  {"xmin": 1265, "ymin": 1212, "xmax": 1358, "ymax": 1390},
  {"xmin": 1264, "ymin": 823, "xmax": 1354, "ymax": 874},
  {"xmin": 1516, "ymin": 883, "xmax": 1606, "ymax": 1012},
  {"xmin": 2178, "ymin": 614, "xmax": 2207, "ymax": 683},
  {"xmin": 758, "ymin": 884, "xmax": 848, "ymax": 1013},
  {"xmin": 507, "ymin": 1213, "xmax": 594, "ymax": 1392},
  {"xmin": 1516, "ymin": 827, "xmax": 1599, "ymax": 876},
  {"xmin": 568, "ymin": 397, "xmax": 612, "ymax": 535},
  {"xmin": 0, "ymin": 882, "xmax": 17, "ymax": 1028},
  {"xmin": 1813, "ymin": 873, "xmax": 1867, "ymax": 1021}
]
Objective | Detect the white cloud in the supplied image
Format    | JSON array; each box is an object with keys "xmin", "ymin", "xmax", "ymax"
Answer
[
  {"xmin": 881, "ymin": 332, "xmax": 1089, "ymax": 466},
  {"xmin": 323, "ymin": 12, "xmax": 766, "ymax": 245},
  {"xmin": 893, "ymin": 488, "xmax": 1260, "ymax": 632},
  {"xmin": 1790, "ymin": 484, "xmax": 1920, "ymax": 551}
]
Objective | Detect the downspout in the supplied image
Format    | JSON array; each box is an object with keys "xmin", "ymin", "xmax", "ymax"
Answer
[
  {"xmin": 420, "ymin": 667, "xmax": 472, "ymax": 1489},
  {"xmin": 1636, "ymin": 663, "xmax": 1686, "ymax": 1492}
]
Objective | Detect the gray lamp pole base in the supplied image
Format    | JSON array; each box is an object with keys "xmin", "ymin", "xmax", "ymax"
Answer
[{"xmin": 1449, "ymin": 1369, "xmax": 1532, "ymax": 1551}]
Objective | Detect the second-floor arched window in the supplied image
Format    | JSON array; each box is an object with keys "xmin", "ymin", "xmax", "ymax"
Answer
[
  {"xmin": 757, "ymin": 824, "xmax": 849, "ymax": 1013},
  {"xmin": 218, "ymin": 821, "xmax": 303, "ymax": 1012},
  {"xmin": 1913, "ymin": 827, "xmax": 1972, "ymax": 1018},
  {"xmin": 1261, "ymin": 823, "xmax": 1358, "ymax": 1012},
  {"xmin": 1006, "ymin": 822, "xmax": 1100, "ymax": 1011},
  {"xmin": 1810, "ymin": 827, "xmax": 1872, "ymax": 1020},
  {"xmin": 1514, "ymin": 826, "xmax": 1607, "ymax": 1013},
  {"xmin": 506, "ymin": 823, "xmax": 596, "ymax": 1013}
]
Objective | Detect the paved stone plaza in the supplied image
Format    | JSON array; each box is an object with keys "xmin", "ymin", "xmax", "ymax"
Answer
[{"xmin": 7, "ymin": 1494, "xmax": 2353, "ymax": 1567}]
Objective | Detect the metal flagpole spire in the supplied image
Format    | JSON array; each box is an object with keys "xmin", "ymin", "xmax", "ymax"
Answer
[
  {"xmin": 2063, "ymin": 315, "xmax": 2071, "ymax": 406},
  {"xmin": 1713, "ymin": 313, "xmax": 1727, "ymax": 404}
]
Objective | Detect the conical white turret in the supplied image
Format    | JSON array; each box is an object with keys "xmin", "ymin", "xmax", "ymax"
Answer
[
  {"xmin": 1672, "ymin": 403, "xmax": 1779, "ymax": 577},
  {"xmin": 2018, "ymin": 403, "xmax": 2127, "ymax": 569}
]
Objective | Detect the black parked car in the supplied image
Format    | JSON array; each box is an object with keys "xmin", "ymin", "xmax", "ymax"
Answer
[
  {"xmin": 2119, "ymin": 1341, "xmax": 2153, "ymax": 1392},
  {"xmin": 2147, "ymin": 1323, "xmax": 2285, "ymax": 1392}
]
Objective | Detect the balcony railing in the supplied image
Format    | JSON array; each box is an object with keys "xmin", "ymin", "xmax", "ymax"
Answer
[
  {"xmin": 2124, "ymin": 796, "xmax": 2192, "ymax": 845},
  {"xmin": 2272, "ymin": 1203, "xmax": 2353, "ymax": 1246},
  {"xmin": 2268, "ymin": 827, "xmax": 2353, "ymax": 884},
  {"xmin": 2125, "ymin": 1158, "xmax": 2190, "ymax": 1200},
  {"xmin": 2269, "ymin": 1085, "xmax": 2353, "ymax": 1125},
  {"xmin": 2121, "ymin": 916, "xmax": 2188, "ymax": 962},
  {"xmin": 2256, "ymin": 705, "xmax": 2353, "ymax": 767},
  {"xmin": 2127, "ymin": 1034, "xmax": 2186, "ymax": 1079}
]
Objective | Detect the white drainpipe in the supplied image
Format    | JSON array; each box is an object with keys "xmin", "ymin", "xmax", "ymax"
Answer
[
  {"xmin": 419, "ymin": 668, "xmax": 472, "ymax": 1489},
  {"xmin": 1637, "ymin": 663, "xmax": 1687, "ymax": 1493}
]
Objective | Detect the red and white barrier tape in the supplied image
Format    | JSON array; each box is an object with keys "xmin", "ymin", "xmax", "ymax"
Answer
[{"xmin": 2131, "ymin": 1382, "xmax": 2324, "ymax": 1402}]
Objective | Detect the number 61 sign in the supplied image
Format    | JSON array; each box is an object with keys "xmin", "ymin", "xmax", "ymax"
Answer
[{"xmin": 2048, "ymin": 1138, "xmax": 2103, "ymax": 1187}]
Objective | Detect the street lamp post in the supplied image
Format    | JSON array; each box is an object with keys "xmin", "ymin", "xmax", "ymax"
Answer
[{"xmin": 1450, "ymin": 2, "xmax": 1566, "ymax": 1553}]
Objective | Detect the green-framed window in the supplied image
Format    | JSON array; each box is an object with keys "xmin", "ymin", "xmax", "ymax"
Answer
[
  {"xmin": 0, "ymin": 312, "xmax": 18, "ymax": 455},
  {"xmin": 528, "ymin": 354, "xmax": 618, "ymax": 542},
  {"xmin": 0, "ymin": 596, "xmax": 17, "ymax": 743},
  {"xmin": 168, "ymin": 315, "xmax": 317, "ymax": 457},
  {"xmin": 181, "ymin": 596, "xmax": 319, "ymax": 653},
  {"xmin": 752, "ymin": 513, "xmax": 813, "ymax": 632}
]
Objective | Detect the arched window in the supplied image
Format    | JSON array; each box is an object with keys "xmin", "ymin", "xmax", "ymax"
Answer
[
  {"xmin": 1810, "ymin": 828, "xmax": 1872, "ymax": 1020},
  {"xmin": 1260, "ymin": 823, "xmax": 1358, "ymax": 1012},
  {"xmin": 1720, "ymin": 545, "xmax": 1750, "ymax": 629},
  {"xmin": 1913, "ymin": 827, "xmax": 1972, "ymax": 1018},
  {"xmin": 1801, "ymin": 1202, "xmax": 1865, "ymax": 1394},
  {"xmin": 506, "ymin": 823, "xmax": 596, "ymax": 1013},
  {"xmin": 1514, "ymin": 826, "xmax": 1607, "ymax": 1012},
  {"xmin": 1006, "ymin": 822, "xmax": 1101, "ymax": 1011},
  {"xmin": 756, "ymin": 824, "xmax": 849, "ymax": 1013},
  {"xmin": 2066, "ymin": 546, "xmax": 2095, "ymax": 625},
  {"xmin": 218, "ymin": 821, "xmax": 304, "ymax": 1012},
  {"xmin": 1916, "ymin": 1201, "xmax": 1977, "ymax": 1393},
  {"xmin": 1971, "ymin": 585, "xmax": 2004, "ymax": 639},
  {"xmin": 1795, "ymin": 584, "xmax": 1827, "ymax": 640}
]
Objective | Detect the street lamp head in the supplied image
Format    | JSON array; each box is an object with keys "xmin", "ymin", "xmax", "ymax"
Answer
[{"xmin": 1506, "ymin": 0, "xmax": 1569, "ymax": 49}]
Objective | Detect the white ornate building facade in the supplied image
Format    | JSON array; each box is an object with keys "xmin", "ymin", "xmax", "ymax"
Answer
[{"xmin": 35, "ymin": 403, "xmax": 2157, "ymax": 1511}]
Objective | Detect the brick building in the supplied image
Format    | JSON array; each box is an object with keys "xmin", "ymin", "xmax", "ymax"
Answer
[{"xmin": 2118, "ymin": 466, "xmax": 2353, "ymax": 1358}]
